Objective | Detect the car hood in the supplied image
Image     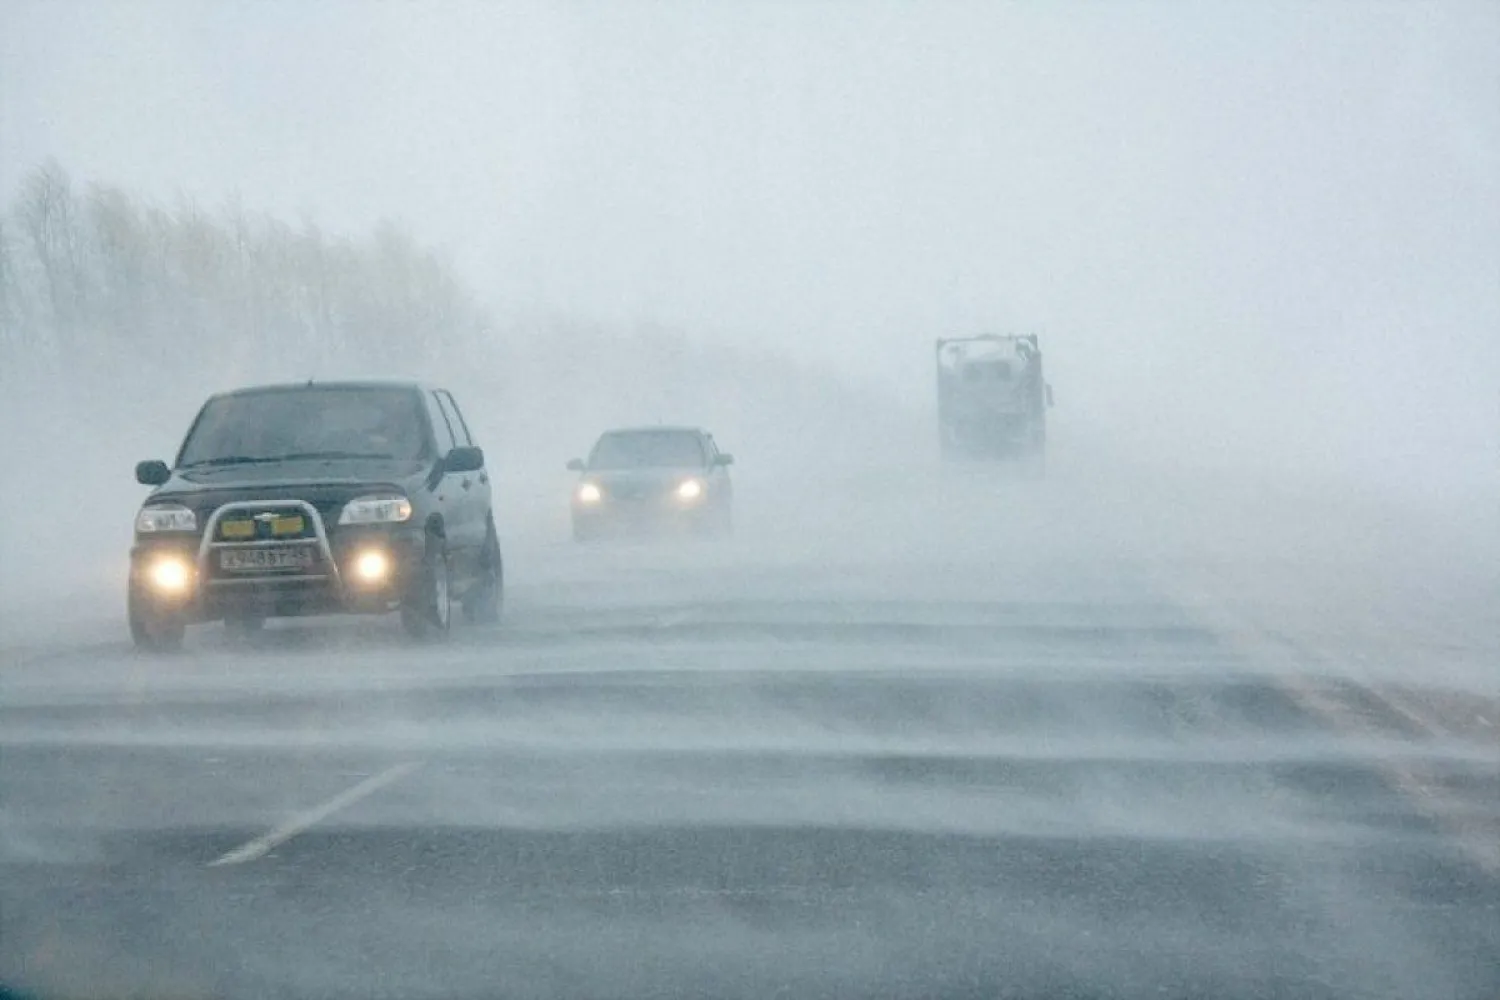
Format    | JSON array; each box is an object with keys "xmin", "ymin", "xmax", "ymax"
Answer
[{"xmin": 583, "ymin": 468, "xmax": 705, "ymax": 486}]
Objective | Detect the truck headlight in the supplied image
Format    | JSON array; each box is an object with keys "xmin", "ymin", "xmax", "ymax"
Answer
[
  {"xmin": 676, "ymin": 478, "xmax": 704, "ymax": 502},
  {"xmin": 338, "ymin": 494, "xmax": 413, "ymax": 525},
  {"xmin": 577, "ymin": 483, "xmax": 603, "ymax": 504},
  {"xmin": 136, "ymin": 504, "xmax": 197, "ymax": 533}
]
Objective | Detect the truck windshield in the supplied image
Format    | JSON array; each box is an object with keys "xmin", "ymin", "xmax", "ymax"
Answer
[
  {"xmin": 589, "ymin": 431, "xmax": 705, "ymax": 470},
  {"xmin": 177, "ymin": 387, "xmax": 428, "ymax": 467}
]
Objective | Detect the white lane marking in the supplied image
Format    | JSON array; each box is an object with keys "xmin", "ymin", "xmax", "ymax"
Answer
[{"xmin": 208, "ymin": 761, "xmax": 420, "ymax": 867}]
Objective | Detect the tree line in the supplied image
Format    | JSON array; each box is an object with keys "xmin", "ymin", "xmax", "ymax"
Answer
[
  {"xmin": 0, "ymin": 161, "xmax": 916, "ymax": 467},
  {"xmin": 0, "ymin": 161, "xmax": 491, "ymax": 381}
]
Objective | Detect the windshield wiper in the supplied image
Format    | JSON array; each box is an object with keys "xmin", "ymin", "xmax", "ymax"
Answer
[
  {"xmin": 272, "ymin": 451, "xmax": 399, "ymax": 461},
  {"xmin": 182, "ymin": 451, "xmax": 399, "ymax": 468},
  {"xmin": 180, "ymin": 455, "xmax": 283, "ymax": 468}
]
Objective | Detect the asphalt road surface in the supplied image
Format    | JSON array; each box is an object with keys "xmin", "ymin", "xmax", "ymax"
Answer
[{"xmin": 3, "ymin": 468, "xmax": 1497, "ymax": 1000}]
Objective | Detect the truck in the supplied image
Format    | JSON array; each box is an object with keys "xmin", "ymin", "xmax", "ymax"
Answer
[{"xmin": 936, "ymin": 334, "xmax": 1052, "ymax": 466}]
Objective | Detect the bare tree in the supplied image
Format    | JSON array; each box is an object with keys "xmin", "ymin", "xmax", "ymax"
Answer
[
  {"xmin": 86, "ymin": 185, "xmax": 149, "ymax": 342},
  {"xmin": 15, "ymin": 160, "xmax": 86, "ymax": 354},
  {"xmin": 2, "ymin": 161, "xmax": 494, "ymax": 379}
]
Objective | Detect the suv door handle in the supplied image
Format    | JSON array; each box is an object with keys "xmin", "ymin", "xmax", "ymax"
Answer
[{"xmin": 460, "ymin": 478, "xmax": 473, "ymax": 491}]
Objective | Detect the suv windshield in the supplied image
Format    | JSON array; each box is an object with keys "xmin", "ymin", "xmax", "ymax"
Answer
[
  {"xmin": 589, "ymin": 431, "xmax": 705, "ymax": 470},
  {"xmin": 177, "ymin": 387, "xmax": 428, "ymax": 467}
]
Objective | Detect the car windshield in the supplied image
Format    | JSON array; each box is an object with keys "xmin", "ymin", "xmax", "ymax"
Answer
[
  {"xmin": 589, "ymin": 431, "xmax": 705, "ymax": 470},
  {"xmin": 177, "ymin": 387, "xmax": 428, "ymax": 466}
]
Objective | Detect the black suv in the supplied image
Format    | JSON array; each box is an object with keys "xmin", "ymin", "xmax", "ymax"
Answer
[
  {"xmin": 129, "ymin": 381, "xmax": 502, "ymax": 649},
  {"xmin": 568, "ymin": 426, "xmax": 734, "ymax": 541}
]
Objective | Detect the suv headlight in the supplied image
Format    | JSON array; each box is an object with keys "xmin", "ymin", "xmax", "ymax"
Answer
[
  {"xmin": 338, "ymin": 494, "xmax": 413, "ymax": 525},
  {"xmin": 136, "ymin": 504, "xmax": 197, "ymax": 533}
]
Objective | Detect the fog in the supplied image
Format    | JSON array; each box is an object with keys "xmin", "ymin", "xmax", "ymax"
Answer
[
  {"xmin": 0, "ymin": 0, "xmax": 1496, "ymax": 649},
  {"xmin": 6, "ymin": 10, "xmax": 1500, "ymax": 997},
  {"xmin": 4, "ymin": 0, "xmax": 1497, "ymax": 488}
]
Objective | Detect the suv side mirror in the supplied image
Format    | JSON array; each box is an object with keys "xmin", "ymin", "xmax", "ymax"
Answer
[
  {"xmin": 444, "ymin": 446, "xmax": 485, "ymax": 474},
  {"xmin": 714, "ymin": 454, "xmax": 734, "ymax": 467},
  {"xmin": 566, "ymin": 459, "xmax": 585, "ymax": 472},
  {"xmin": 136, "ymin": 460, "xmax": 171, "ymax": 486}
]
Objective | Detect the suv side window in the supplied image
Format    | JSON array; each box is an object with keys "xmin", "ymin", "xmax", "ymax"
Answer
[
  {"xmin": 436, "ymin": 390, "xmax": 473, "ymax": 448},
  {"xmin": 426, "ymin": 391, "xmax": 456, "ymax": 454}
]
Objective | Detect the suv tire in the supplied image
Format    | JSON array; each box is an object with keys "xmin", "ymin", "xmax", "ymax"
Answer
[
  {"xmin": 462, "ymin": 518, "xmax": 503, "ymax": 625},
  {"xmin": 401, "ymin": 535, "xmax": 452, "ymax": 640}
]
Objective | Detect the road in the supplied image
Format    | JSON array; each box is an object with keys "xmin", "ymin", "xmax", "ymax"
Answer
[{"xmin": 2, "ymin": 466, "xmax": 1497, "ymax": 1000}]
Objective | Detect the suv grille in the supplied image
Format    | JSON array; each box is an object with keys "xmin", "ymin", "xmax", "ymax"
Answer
[
  {"xmin": 216, "ymin": 506, "xmax": 318, "ymax": 542},
  {"xmin": 203, "ymin": 500, "xmax": 333, "ymax": 583}
]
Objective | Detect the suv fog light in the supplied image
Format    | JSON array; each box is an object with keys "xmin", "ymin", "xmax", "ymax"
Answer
[
  {"xmin": 148, "ymin": 557, "xmax": 193, "ymax": 594},
  {"xmin": 352, "ymin": 549, "xmax": 391, "ymax": 584}
]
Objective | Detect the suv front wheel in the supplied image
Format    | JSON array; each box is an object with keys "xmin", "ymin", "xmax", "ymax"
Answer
[
  {"xmin": 401, "ymin": 536, "xmax": 452, "ymax": 640},
  {"xmin": 462, "ymin": 518, "xmax": 503, "ymax": 625}
]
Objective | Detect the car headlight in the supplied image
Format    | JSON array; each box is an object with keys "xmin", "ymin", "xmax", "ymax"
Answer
[
  {"xmin": 338, "ymin": 494, "xmax": 413, "ymax": 525},
  {"xmin": 676, "ymin": 478, "xmax": 705, "ymax": 501},
  {"xmin": 136, "ymin": 504, "xmax": 197, "ymax": 533},
  {"xmin": 577, "ymin": 483, "xmax": 603, "ymax": 504}
]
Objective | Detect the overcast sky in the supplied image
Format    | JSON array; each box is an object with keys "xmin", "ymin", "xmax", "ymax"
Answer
[{"xmin": 3, "ymin": 0, "xmax": 1496, "ymax": 483}]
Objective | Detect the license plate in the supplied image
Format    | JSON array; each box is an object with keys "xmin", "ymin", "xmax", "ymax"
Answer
[{"xmin": 219, "ymin": 547, "xmax": 315, "ymax": 572}]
